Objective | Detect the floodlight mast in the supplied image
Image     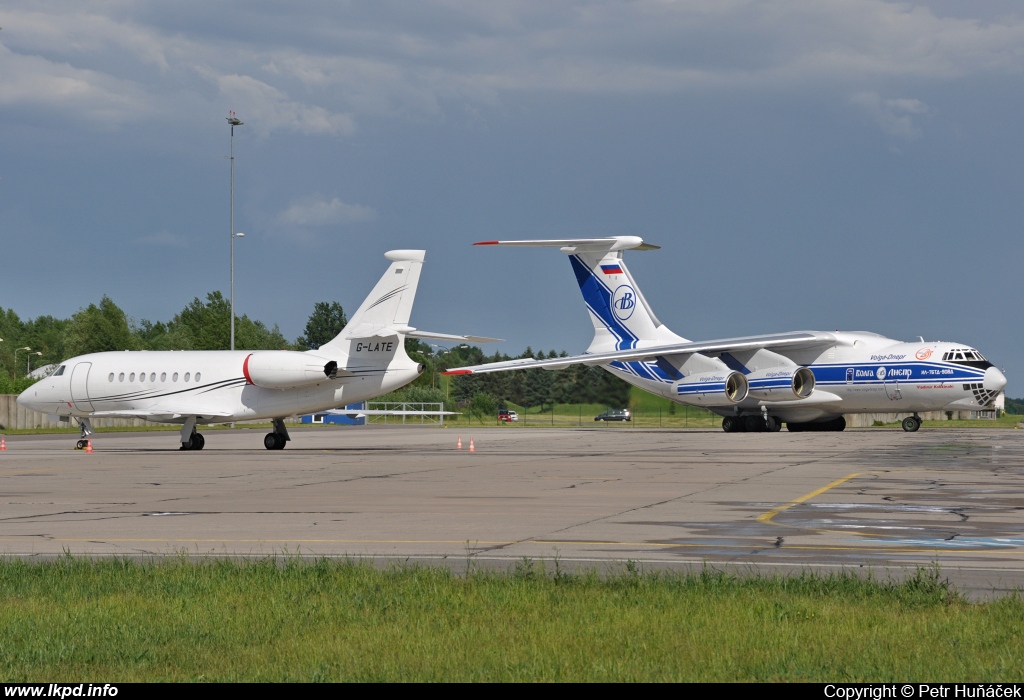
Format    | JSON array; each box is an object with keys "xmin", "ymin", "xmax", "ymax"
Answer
[{"xmin": 228, "ymin": 112, "xmax": 244, "ymax": 351}]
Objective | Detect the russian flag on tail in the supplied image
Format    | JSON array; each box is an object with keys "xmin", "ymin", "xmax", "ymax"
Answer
[{"xmin": 600, "ymin": 264, "xmax": 623, "ymax": 274}]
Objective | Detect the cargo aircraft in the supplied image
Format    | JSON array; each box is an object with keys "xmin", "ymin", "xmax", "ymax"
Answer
[
  {"xmin": 17, "ymin": 250, "xmax": 494, "ymax": 450},
  {"xmin": 443, "ymin": 237, "xmax": 1006, "ymax": 433}
]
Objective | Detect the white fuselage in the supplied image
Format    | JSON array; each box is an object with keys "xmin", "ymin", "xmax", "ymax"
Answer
[
  {"xmin": 604, "ymin": 332, "xmax": 1006, "ymax": 423},
  {"xmin": 17, "ymin": 343, "xmax": 422, "ymax": 425}
]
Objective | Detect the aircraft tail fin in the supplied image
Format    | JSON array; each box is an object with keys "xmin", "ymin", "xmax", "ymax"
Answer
[
  {"xmin": 321, "ymin": 250, "xmax": 425, "ymax": 347},
  {"xmin": 474, "ymin": 237, "xmax": 685, "ymax": 352}
]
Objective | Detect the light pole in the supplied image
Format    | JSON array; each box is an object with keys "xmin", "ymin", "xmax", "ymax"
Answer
[
  {"xmin": 14, "ymin": 347, "xmax": 30, "ymax": 378},
  {"xmin": 27, "ymin": 351, "xmax": 42, "ymax": 375},
  {"xmin": 227, "ymin": 111, "xmax": 244, "ymax": 351}
]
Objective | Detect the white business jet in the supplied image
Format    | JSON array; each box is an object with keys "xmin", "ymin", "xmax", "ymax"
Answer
[
  {"xmin": 17, "ymin": 250, "xmax": 495, "ymax": 450},
  {"xmin": 444, "ymin": 237, "xmax": 1006, "ymax": 433}
]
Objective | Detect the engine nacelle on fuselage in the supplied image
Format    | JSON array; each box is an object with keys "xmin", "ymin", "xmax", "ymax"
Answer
[
  {"xmin": 675, "ymin": 371, "xmax": 749, "ymax": 406},
  {"xmin": 243, "ymin": 351, "xmax": 338, "ymax": 390},
  {"xmin": 746, "ymin": 366, "xmax": 815, "ymax": 401}
]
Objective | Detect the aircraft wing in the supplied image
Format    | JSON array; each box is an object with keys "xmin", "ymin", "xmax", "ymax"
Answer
[
  {"xmin": 87, "ymin": 408, "xmax": 236, "ymax": 418},
  {"xmin": 323, "ymin": 409, "xmax": 461, "ymax": 417},
  {"xmin": 442, "ymin": 331, "xmax": 837, "ymax": 375}
]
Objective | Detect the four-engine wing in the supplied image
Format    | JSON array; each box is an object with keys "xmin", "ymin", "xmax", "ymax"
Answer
[{"xmin": 443, "ymin": 331, "xmax": 837, "ymax": 375}]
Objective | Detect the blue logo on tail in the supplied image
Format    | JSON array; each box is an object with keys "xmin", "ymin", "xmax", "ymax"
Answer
[{"xmin": 612, "ymin": 285, "xmax": 637, "ymax": 321}]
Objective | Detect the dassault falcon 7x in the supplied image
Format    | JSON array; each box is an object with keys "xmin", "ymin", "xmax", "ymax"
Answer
[
  {"xmin": 443, "ymin": 237, "xmax": 1006, "ymax": 433},
  {"xmin": 18, "ymin": 250, "xmax": 495, "ymax": 450}
]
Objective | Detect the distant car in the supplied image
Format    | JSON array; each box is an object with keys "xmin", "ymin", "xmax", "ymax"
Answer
[
  {"xmin": 595, "ymin": 409, "xmax": 631, "ymax": 422},
  {"xmin": 498, "ymin": 409, "xmax": 519, "ymax": 422}
]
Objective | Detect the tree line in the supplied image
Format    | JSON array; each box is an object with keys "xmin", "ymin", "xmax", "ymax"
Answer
[{"xmin": 0, "ymin": 296, "xmax": 632, "ymax": 409}]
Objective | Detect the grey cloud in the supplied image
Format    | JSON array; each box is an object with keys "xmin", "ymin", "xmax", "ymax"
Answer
[
  {"xmin": 850, "ymin": 92, "xmax": 930, "ymax": 140},
  {"xmin": 277, "ymin": 195, "xmax": 377, "ymax": 227},
  {"xmin": 0, "ymin": 0, "xmax": 1022, "ymax": 132}
]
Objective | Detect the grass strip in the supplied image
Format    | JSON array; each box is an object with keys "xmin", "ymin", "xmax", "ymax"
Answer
[{"xmin": 0, "ymin": 558, "xmax": 1022, "ymax": 681}]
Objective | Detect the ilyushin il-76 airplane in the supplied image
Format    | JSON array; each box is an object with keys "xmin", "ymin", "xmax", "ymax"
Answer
[
  {"xmin": 17, "ymin": 250, "xmax": 495, "ymax": 450},
  {"xmin": 444, "ymin": 237, "xmax": 1007, "ymax": 433}
]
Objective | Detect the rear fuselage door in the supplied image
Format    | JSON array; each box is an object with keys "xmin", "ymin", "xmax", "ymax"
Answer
[{"xmin": 70, "ymin": 362, "xmax": 94, "ymax": 412}]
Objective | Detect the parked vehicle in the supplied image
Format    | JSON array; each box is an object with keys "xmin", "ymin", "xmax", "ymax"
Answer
[
  {"xmin": 595, "ymin": 409, "xmax": 631, "ymax": 422},
  {"xmin": 498, "ymin": 409, "xmax": 519, "ymax": 422}
]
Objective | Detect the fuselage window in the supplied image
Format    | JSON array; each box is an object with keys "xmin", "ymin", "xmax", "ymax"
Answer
[
  {"xmin": 150, "ymin": 372, "xmax": 156, "ymax": 382},
  {"xmin": 129, "ymin": 373, "xmax": 135, "ymax": 382},
  {"xmin": 119, "ymin": 373, "xmax": 125, "ymax": 382},
  {"xmin": 173, "ymin": 372, "xmax": 178, "ymax": 382},
  {"xmin": 184, "ymin": 372, "xmax": 191, "ymax": 382},
  {"xmin": 108, "ymin": 373, "xmax": 114, "ymax": 382},
  {"xmin": 161, "ymin": 372, "xmax": 167, "ymax": 382},
  {"xmin": 195, "ymin": 372, "xmax": 202, "ymax": 382}
]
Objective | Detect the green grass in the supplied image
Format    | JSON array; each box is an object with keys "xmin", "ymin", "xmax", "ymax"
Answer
[{"xmin": 0, "ymin": 558, "xmax": 1022, "ymax": 681}]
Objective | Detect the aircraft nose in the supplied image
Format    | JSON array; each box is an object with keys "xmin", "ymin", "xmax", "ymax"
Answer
[
  {"xmin": 16, "ymin": 386, "xmax": 46, "ymax": 413},
  {"xmin": 984, "ymin": 366, "xmax": 1007, "ymax": 393}
]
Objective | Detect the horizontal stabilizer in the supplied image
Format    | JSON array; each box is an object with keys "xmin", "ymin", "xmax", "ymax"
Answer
[{"xmin": 475, "ymin": 236, "xmax": 659, "ymax": 253}]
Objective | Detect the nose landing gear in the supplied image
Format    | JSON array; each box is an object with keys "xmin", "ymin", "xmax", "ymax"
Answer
[
  {"xmin": 73, "ymin": 418, "xmax": 94, "ymax": 450},
  {"xmin": 901, "ymin": 414, "xmax": 922, "ymax": 432}
]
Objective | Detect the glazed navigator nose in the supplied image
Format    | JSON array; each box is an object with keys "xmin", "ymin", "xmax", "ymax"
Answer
[{"xmin": 984, "ymin": 366, "xmax": 1007, "ymax": 393}]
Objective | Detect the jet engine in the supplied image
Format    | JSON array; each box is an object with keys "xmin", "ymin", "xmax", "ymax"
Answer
[
  {"xmin": 243, "ymin": 352, "xmax": 339, "ymax": 390},
  {"xmin": 675, "ymin": 371, "xmax": 748, "ymax": 405},
  {"xmin": 746, "ymin": 367, "xmax": 815, "ymax": 401}
]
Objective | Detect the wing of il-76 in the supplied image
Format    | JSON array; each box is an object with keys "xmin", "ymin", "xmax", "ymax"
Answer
[{"xmin": 442, "ymin": 331, "xmax": 837, "ymax": 375}]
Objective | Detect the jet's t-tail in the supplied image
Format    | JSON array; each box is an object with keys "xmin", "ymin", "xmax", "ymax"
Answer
[{"xmin": 474, "ymin": 237, "xmax": 683, "ymax": 353}]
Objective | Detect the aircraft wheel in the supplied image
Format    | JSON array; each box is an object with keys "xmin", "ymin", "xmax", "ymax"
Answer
[
  {"xmin": 264, "ymin": 433, "xmax": 279, "ymax": 450},
  {"xmin": 830, "ymin": 416, "xmax": 847, "ymax": 432},
  {"xmin": 902, "ymin": 416, "xmax": 921, "ymax": 432},
  {"xmin": 76, "ymin": 439, "xmax": 88, "ymax": 450},
  {"xmin": 744, "ymin": 415, "xmax": 763, "ymax": 432},
  {"xmin": 722, "ymin": 416, "xmax": 738, "ymax": 433},
  {"xmin": 193, "ymin": 433, "xmax": 206, "ymax": 450},
  {"xmin": 180, "ymin": 438, "xmax": 193, "ymax": 451},
  {"xmin": 765, "ymin": 416, "xmax": 780, "ymax": 432}
]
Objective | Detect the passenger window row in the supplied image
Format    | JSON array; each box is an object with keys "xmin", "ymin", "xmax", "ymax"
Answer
[{"xmin": 107, "ymin": 371, "xmax": 202, "ymax": 383}]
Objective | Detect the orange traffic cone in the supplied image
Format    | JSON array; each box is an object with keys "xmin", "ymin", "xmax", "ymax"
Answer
[
  {"xmin": 0, "ymin": 436, "xmax": 6, "ymax": 451},
  {"xmin": 469, "ymin": 438, "xmax": 475, "ymax": 453},
  {"xmin": 457, "ymin": 436, "xmax": 462, "ymax": 450},
  {"xmin": 85, "ymin": 439, "xmax": 93, "ymax": 454}
]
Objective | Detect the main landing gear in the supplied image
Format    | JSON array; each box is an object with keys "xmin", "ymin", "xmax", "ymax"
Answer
[
  {"xmin": 787, "ymin": 416, "xmax": 846, "ymax": 432},
  {"xmin": 722, "ymin": 414, "xmax": 783, "ymax": 433},
  {"xmin": 264, "ymin": 417, "xmax": 290, "ymax": 451},
  {"xmin": 180, "ymin": 431, "xmax": 205, "ymax": 451},
  {"xmin": 901, "ymin": 414, "xmax": 922, "ymax": 432},
  {"xmin": 178, "ymin": 416, "xmax": 205, "ymax": 451}
]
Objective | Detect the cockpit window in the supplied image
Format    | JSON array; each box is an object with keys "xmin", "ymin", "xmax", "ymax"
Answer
[
  {"xmin": 944, "ymin": 348, "xmax": 993, "ymax": 370},
  {"xmin": 53, "ymin": 365, "xmax": 66, "ymax": 377}
]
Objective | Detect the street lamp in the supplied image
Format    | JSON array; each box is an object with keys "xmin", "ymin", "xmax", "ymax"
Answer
[
  {"xmin": 13, "ymin": 347, "xmax": 30, "ymax": 378},
  {"xmin": 227, "ymin": 111, "xmax": 244, "ymax": 351},
  {"xmin": 27, "ymin": 351, "xmax": 42, "ymax": 375},
  {"xmin": 231, "ymin": 231, "xmax": 245, "ymax": 350}
]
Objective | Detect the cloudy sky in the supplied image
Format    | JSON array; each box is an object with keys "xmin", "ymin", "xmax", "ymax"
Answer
[{"xmin": 2, "ymin": 1, "xmax": 1023, "ymax": 390}]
